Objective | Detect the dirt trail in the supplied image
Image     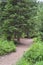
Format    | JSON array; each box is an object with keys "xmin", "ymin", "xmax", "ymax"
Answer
[{"xmin": 0, "ymin": 38, "xmax": 33, "ymax": 65}]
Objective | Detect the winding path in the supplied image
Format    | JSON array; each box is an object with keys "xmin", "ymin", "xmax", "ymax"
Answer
[{"xmin": 0, "ymin": 38, "xmax": 33, "ymax": 65}]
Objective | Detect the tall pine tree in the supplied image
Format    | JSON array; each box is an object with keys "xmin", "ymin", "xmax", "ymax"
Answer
[{"xmin": 0, "ymin": 0, "xmax": 37, "ymax": 41}]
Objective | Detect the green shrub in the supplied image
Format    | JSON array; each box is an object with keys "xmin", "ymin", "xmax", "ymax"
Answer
[
  {"xmin": 33, "ymin": 37, "xmax": 42, "ymax": 43},
  {"xmin": 24, "ymin": 43, "xmax": 43, "ymax": 64},
  {"xmin": 35, "ymin": 61, "xmax": 43, "ymax": 65},
  {"xmin": 0, "ymin": 39, "xmax": 16, "ymax": 55},
  {"xmin": 16, "ymin": 58, "xmax": 31, "ymax": 65}
]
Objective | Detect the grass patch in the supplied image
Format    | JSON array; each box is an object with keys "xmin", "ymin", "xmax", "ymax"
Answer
[
  {"xmin": 16, "ymin": 57, "xmax": 31, "ymax": 65},
  {"xmin": 35, "ymin": 61, "xmax": 43, "ymax": 65},
  {"xmin": 0, "ymin": 38, "xmax": 16, "ymax": 55},
  {"xmin": 24, "ymin": 43, "xmax": 43, "ymax": 64}
]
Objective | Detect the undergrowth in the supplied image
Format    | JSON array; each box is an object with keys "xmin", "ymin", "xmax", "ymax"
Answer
[{"xmin": 0, "ymin": 38, "xmax": 16, "ymax": 55}]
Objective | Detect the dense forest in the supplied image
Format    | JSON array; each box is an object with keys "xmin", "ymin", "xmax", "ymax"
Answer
[
  {"xmin": 0, "ymin": 0, "xmax": 38, "ymax": 40},
  {"xmin": 0, "ymin": 0, "xmax": 43, "ymax": 65}
]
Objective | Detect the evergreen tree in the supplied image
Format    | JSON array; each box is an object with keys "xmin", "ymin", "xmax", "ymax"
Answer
[{"xmin": 0, "ymin": 0, "xmax": 37, "ymax": 41}]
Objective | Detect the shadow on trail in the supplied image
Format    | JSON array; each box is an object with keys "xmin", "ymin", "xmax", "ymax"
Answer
[{"xmin": 14, "ymin": 38, "xmax": 33, "ymax": 47}]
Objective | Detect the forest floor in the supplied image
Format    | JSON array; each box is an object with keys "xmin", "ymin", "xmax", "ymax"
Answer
[{"xmin": 0, "ymin": 38, "xmax": 33, "ymax": 65}]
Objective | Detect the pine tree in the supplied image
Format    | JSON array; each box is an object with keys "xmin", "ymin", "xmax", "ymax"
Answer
[{"xmin": 0, "ymin": 0, "xmax": 37, "ymax": 41}]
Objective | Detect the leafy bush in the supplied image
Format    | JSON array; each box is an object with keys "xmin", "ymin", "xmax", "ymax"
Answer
[
  {"xmin": 16, "ymin": 57, "xmax": 31, "ymax": 65},
  {"xmin": 24, "ymin": 43, "xmax": 43, "ymax": 64},
  {"xmin": 35, "ymin": 61, "xmax": 43, "ymax": 65},
  {"xmin": 33, "ymin": 37, "xmax": 42, "ymax": 43},
  {"xmin": 0, "ymin": 39, "xmax": 16, "ymax": 55}
]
